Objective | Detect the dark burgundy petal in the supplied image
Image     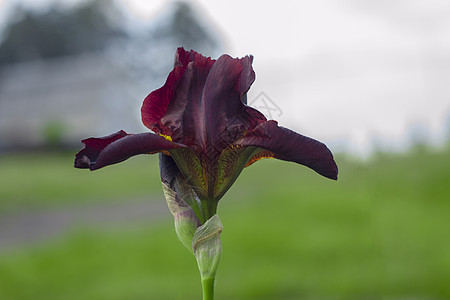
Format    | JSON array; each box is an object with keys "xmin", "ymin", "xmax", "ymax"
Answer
[
  {"xmin": 142, "ymin": 50, "xmax": 266, "ymax": 154},
  {"xmin": 235, "ymin": 121, "xmax": 338, "ymax": 180},
  {"xmin": 141, "ymin": 48, "xmax": 214, "ymax": 134},
  {"xmin": 75, "ymin": 130, "xmax": 128, "ymax": 169},
  {"xmin": 237, "ymin": 55, "xmax": 256, "ymax": 95},
  {"xmin": 159, "ymin": 152, "xmax": 180, "ymax": 188},
  {"xmin": 75, "ymin": 132, "xmax": 184, "ymax": 171},
  {"xmin": 160, "ymin": 55, "xmax": 215, "ymax": 147},
  {"xmin": 201, "ymin": 54, "xmax": 266, "ymax": 151},
  {"xmin": 174, "ymin": 46, "xmax": 208, "ymax": 68}
]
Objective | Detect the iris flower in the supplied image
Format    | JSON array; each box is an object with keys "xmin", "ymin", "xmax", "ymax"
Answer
[{"xmin": 74, "ymin": 47, "xmax": 338, "ymax": 299}]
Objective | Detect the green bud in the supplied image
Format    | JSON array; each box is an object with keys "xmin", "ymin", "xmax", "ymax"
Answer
[
  {"xmin": 192, "ymin": 214, "xmax": 223, "ymax": 281},
  {"xmin": 162, "ymin": 183, "xmax": 201, "ymax": 254}
]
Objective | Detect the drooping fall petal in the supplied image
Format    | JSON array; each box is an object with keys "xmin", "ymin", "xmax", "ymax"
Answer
[
  {"xmin": 75, "ymin": 131, "xmax": 184, "ymax": 171},
  {"xmin": 235, "ymin": 120, "xmax": 338, "ymax": 180},
  {"xmin": 74, "ymin": 130, "xmax": 128, "ymax": 169}
]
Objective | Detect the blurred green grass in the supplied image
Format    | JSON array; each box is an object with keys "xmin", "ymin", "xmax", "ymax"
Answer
[
  {"xmin": 0, "ymin": 152, "xmax": 162, "ymax": 213},
  {"xmin": 0, "ymin": 148, "xmax": 449, "ymax": 299}
]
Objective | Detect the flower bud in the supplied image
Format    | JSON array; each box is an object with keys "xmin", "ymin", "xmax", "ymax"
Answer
[
  {"xmin": 192, "ymin": 214, "xmax": 223, "ymax": 280},
  {"xmin": 162, "ymin": 183, "xmax": 201, "ymax": 254}
]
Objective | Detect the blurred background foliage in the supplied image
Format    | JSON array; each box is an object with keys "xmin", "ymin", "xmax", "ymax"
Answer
[
  {"xmin": 0, "ymin": 0, "xmax": 449, "ymax": 299},
  {"xmin": 0, "ymin": 0, "xmax": 124, "ymax": 65}
]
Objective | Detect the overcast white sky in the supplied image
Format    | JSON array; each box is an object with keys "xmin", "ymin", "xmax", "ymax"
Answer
[{"xmin": 1, "ymin": 0, "xmax": 449, "ymax": 156}]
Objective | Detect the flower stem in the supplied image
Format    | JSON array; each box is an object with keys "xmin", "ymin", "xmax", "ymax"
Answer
[
  {"xmin": 200, "ymin": 199, "xmax": 217, "ymax": 222},
  {"xmin": 201, "ymin": 278, "xmax": 215, "ymax": 300}
]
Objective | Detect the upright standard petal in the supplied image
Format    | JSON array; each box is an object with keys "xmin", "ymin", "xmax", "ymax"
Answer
[
  {"xmin": 235, "ymin": 121, "xmax": 338, "ymax": 180},
  {"xmin": 75, "ymin": 131, "xmax": 184, "ymax": 171},
  {"xmin": 160, "ymin": 55, "xmax": 215, "ymax": 148},
  {"xmin": 141, "ymin": 48, "xmax": 266, "ymax": 153},
  {"xmin": 201, "ymin": 54, "xmax": 266, "ymax": 152},
  {"xmin": 141, "ymin": 48, "xmax": 214, "ymax": 136}
]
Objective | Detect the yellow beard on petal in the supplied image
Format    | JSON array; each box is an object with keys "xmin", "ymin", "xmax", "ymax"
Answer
[{"xmin": 159, "ymin": 134, "xmax": 173, "ymax": 142}]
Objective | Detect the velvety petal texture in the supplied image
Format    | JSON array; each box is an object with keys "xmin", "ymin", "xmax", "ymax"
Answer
[
  {"xmin": 75, "ymin": 130, "xmax": 128, "ymax": 169},
  {"xmin": 141, "ymin": 49, "xmax": 214, "ymax": 138},
  {"xmin": 235, "ymin": 121, "xmax": 338, "ymax": 180},
  {"xmin": 75, "ymin": 47, "xmax": 338, "ymax": 218},
  {"xmin": 141, "ymin": 48, "xmax": 266, "ymax": 153},
  {"xmin": 75, "ymin": 131, "xmax": 183, "ymax": 171}
]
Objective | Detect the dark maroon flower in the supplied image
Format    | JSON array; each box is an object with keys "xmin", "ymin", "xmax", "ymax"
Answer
[{"xmin": 75, "ymin": 47, "xmax": 338, "ymax": 220}]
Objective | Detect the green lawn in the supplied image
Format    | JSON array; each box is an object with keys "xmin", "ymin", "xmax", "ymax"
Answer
[
  {"xmin": 0, "ymin": 152, "xmax": 162, "ymax": 213},
  {"xmin": 0, "ymin": 148, "xmax": 449, "ymax": 299}
]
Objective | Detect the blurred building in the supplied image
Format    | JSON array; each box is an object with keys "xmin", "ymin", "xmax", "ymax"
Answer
[
  {"xmin": 0, "ymin": 53, "xmax": 137, "ymax": 150},
  {"xmin": 0, "ymin": 0, "xmax": 224, "ymax": 151}
]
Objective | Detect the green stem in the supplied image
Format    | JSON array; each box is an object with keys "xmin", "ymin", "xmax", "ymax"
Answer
[
  {"xmin": 191, "ymin": 201, "xmax": 205, "ymax": 224},
  {"xmin": 201, "ymin": 278, "xmax": 215, "ymax": 300},
  {"xmin": 200, "ymin": 200, "xmax": 217, "ymax": 223}
]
